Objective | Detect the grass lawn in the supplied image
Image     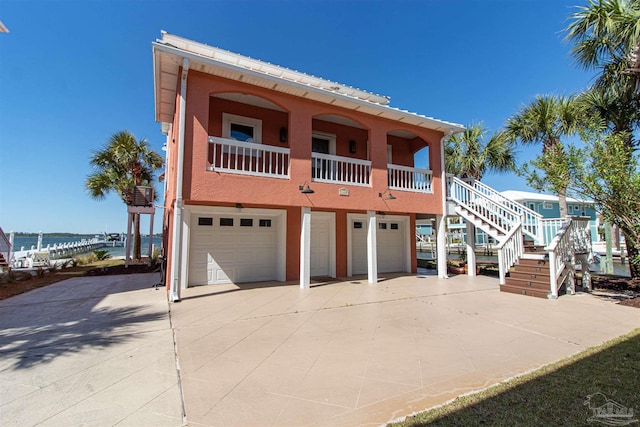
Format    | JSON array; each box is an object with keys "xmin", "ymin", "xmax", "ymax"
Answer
[{"xmin": 390, "ymin": 328, "xmax": 640, "ymax": 426}]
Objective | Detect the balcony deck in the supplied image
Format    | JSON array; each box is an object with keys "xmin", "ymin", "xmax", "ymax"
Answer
[{"xmin": 206, "ymin": 136, "xmax": 434, "ymax": 195}]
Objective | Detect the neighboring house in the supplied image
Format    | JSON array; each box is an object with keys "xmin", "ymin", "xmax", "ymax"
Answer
[
  {"xmin": 152, "ymin": 32, "xmax": 465, "ymax": 300},
  {"xmin": 500, "ymin": 190, "xmax": 599, "ymax": 242}
]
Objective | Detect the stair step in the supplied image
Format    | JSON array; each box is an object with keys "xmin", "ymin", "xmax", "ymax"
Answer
[
  {"xmin": 520, "ymin": 253, "xmax": 547, "ymax": 261},
  {"xmin": 505, "ymin": 277, "xmax": 550, "ymax": 291},
  {"xmin": 500, "ymin": 284, "xmax": 549, "ymax": 299},
  {"xmin": 510, "ymin": 270, "xmax": 551, "ymax": 281},
  {"xmin": 515, "ymin": 260, "xmax": 549, "ymax": 269},
  {"xmin": 512, "ymin": 265, "xmax": 551, "ymax": 277}
]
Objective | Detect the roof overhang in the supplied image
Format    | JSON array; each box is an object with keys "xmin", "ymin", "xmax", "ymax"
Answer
[{"xmin": 153, "ymin": 32, "xmax": 465, "ymax": 134}]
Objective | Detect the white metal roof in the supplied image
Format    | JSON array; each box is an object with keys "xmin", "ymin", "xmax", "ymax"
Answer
[
  {"xmin": 500, "ymin": 190, "xmax": 593, "ymax": 204},
  {"xmin": 153, "ymin": 32, "xmax": 464, "ymax": 134}
]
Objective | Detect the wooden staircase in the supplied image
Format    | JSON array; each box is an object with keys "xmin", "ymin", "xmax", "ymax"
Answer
[
  {"xmin": 501, "ymin": 255, "xmax": 551, "ymax": 298},
  {"xmin": 0, "ymin": 253, "xmax": 9, "ymax": 271},
  {"xmin": 447, "ymin": 177, "xmax": 593, "ymax": 299},
  {"xmin": 501, "ymin": 241, "xmax": 576, "ymax": 299}
]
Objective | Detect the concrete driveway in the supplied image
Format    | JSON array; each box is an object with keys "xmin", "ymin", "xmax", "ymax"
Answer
[
  {"xmin": 171, "ymin": 272, "xmax": 640, "ymax": 427},
  {"xmin": 0, "ymin": 273, "xmax": 183, "ymax": 427},
  {"xmin": 2, "ymin": 271, "xmax": 638, "ymax": 427}
]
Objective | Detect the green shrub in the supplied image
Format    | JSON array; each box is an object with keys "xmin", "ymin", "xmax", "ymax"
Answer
[
  {"xmin": 92, "ymin": 250, "xmax": 110, "ymax": 261},
  {"xmin": 150, "ymin": 247, "xmax": 162, "ymax": 267},
  {"xmin": 75, "ymin": 253, "xmax": 97, "ymax": 265}
]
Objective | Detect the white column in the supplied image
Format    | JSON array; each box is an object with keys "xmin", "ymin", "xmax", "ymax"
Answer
[
  {"xmin": 300, "ymin": 207, "xmax": 311, "ymax": 289},
  {"xmin": 170, "ymin": 201, "xmax": 183, "ymax": 301},
  {"xmin": 169, "ymin": 58, "xmax": 189, "ymax": 303},
  {"xmin": 436, "ymin": 214, "xmax": 448, "ymax": 278},
  {"xmin": 466, "ymin": 221, "xmax": 476, "ymax": 276},
  {"xmin": 367, "ymin": 210, "xmax": 377, "ymax": 284},
  {"xmin": 148, "ymin": 212, "xmax": 154, "ymax": 266},
  {"xmin": 37, "ymin": 231, "xmax": 43, "ymax": 251},
  {"xmin": 125, "ymin": 212, "xmax": 133, "ymax": 268}
]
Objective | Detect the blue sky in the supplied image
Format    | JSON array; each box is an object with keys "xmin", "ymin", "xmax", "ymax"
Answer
[{"xmin": 0, "ymin": 0, "xmax": 597, "ymax": 234}]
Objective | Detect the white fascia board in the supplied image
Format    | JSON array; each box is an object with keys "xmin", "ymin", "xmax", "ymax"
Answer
[
  {"xmin": 152, "ymin": 42, "xmax": 464, "ymax": 133},
  {"xmin": 153, "ymin": 46, "xmax": 162, "ymax": 123}
]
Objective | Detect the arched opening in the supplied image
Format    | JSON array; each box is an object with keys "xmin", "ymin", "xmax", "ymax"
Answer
[
  {"xmin": 386, "ymin": 129, "xmax": 433, "ymax": 193},
  {"xmin": 207, "ymin": 92, "xmax": 291, "ymax": 178},
  {"xmin": 310, "ymin": 113, "xmax": 371, "ymax": 186}
]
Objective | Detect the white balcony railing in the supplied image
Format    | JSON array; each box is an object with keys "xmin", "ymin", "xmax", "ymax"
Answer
[
  {"xmin": 388, "ymin": 164, "xmax": 432, "ymax": 193},
  {"xmin": 207, "ymin": 137, "xmax": 290, "ymax": 179},
  {"xmin": 311, "ymin": 153, "xmax": 371, "ymax": 186}
]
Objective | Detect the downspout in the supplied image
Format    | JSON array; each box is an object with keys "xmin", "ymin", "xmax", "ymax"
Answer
[
  {"xmin": 437, "ymin": 128, "xmax": 455, "ymax": 278},
  {"xmin": 170, "ymin": 58, "xmax": 189, "ymax": 303}
]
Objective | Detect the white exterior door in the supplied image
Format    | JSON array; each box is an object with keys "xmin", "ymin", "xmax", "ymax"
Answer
[
  {"xmin": 351, "ymin": 218, "xmax": 368, "ymax": 275},
  {"xmin": 349, "ymin": 214, "xmax": 408, "ymax": 276},
  {"xmin": 376, "ymin": 220, "xmax": 405, "ymax": 273},
  {"xmin": 310, "ymin": 212, "xmax": 335, "ymax": 277},
  {"xmin": 188, "ymin": 210, "xmax": 283, "ymax": 285}
]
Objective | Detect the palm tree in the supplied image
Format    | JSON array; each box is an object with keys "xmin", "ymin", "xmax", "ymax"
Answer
[
  {"xmin": 445, "ymin": 124, "xmax": 516, "ymax": 181},
  {"xmin": 565, "ymin": 0, "xmax": 640, "ymax": 91},
  {"xmin": 86, "ymin": 131, "xmax": 163, "ymax": 260},
  {"xmin": 567, "ymin": 1, "xmax": 640, "ymax": 277},
  {"xmin": 505, "ymin": 95, "xmax": 581, "ymax": 217}
]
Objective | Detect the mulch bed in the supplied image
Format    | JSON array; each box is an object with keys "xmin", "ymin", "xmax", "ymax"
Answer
[
  {"xmin": 85, "ymin": 262, "xmax": 160, "ymax": 276},
  {"xmin": 0, "ymin": 259, "xmax": 161, "ymax": 301},
  {"xmin": 591, "ymin": 275, "xmax": 640, "ymax": 308}
]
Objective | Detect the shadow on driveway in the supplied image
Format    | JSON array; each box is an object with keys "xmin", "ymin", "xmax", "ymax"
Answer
[{"xmin": 0, "ymin": 273, "xmax": 166, "ymax": 370}]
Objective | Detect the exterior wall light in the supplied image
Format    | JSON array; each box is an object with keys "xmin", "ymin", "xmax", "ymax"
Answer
[
  {"xmin": 379, "ymin": 189, "xmax": 396, "ymax": 200},
  {"xmin": 299, "ymin": 182, "xmax": 314, "ymax": 194}
]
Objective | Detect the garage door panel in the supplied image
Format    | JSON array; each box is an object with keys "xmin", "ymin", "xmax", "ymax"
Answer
[
  {"xmin": 352, "ymin": 222, "xmax": 367, "ymax": 275},
  {"xmin": 189, "ymin": 212, "xmax": 281, "ymax": 285},
  {"xmin": 215, "ymin": 268, "xmax": 231, "ymax": 283}
]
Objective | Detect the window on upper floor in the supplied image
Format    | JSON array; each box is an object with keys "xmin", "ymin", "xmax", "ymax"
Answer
[
  {"xmin": 543, "ymin": 202, "xmax": 553, "ymax": 210},
  {"xmin": 311, "ymin": 131, "xmax": 336, "ymax": 155},
  {"xmin": 222, "ymin": 113, "xmax": 262, "ymax": 144}
]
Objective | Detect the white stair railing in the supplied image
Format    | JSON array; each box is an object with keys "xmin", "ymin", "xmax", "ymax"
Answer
[
  {"xmin": 570, "ymin": 217, "xmax": 592, "ymax": 254},
  {"xmin": 448, "ymin": 176, "xmax": 525, "ymax": 284},
  {"xmin": 448, "ymin": 176, "xmax": 521, "ymax": 238},
  {"xmin": 496, "ymin": 223, "xmax": 523, "ymax": 285},
  {"xmin": 469, "ymin": 179, "xmax": 543, "ymax": 242},
  {"xmin": 0, "ymin": 227, "xmax": 10, "ymax": 271},
  {"xmin": 546, "ymin": 218, "xmax": 574, "ymax": 299},
  {"xmin": 540, "ymin": 218, "xmax": 567, "ymax": 245}
]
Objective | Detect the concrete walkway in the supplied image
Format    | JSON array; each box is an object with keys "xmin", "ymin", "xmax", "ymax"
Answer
[
  {"xmin": 171, "ymin": 272, "xmax": 640, "ymax": 427},
  {"xmin": 0, "ymin": 273, "xmax": 183, "ymax": 427}
]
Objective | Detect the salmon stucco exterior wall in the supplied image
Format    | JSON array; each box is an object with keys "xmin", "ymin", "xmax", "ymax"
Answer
[{"xmin": 179, "ymin": 71, "xmax": 445, "ymax": 214}]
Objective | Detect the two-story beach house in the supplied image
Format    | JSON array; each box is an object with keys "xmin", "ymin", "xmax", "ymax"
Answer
[
  {"xmin": 153, "ymin": 32, "xmax": 593, "ymax": 301},
  {"xmin": 153, "ymin": 32, "xmax": 465, "ymax": 301}
]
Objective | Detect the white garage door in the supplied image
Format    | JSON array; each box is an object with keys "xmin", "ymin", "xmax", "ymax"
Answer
[
  {"xmin": 351, "ymin": 217, "xmax": 406, "ymax": 275},
  {"xmin": 311, "ymin": 213, "xmax": 332, "ymax": 277},
  {"xmin": 189, "ymin": 213, "xmax": 279, "ymax": 285}
]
